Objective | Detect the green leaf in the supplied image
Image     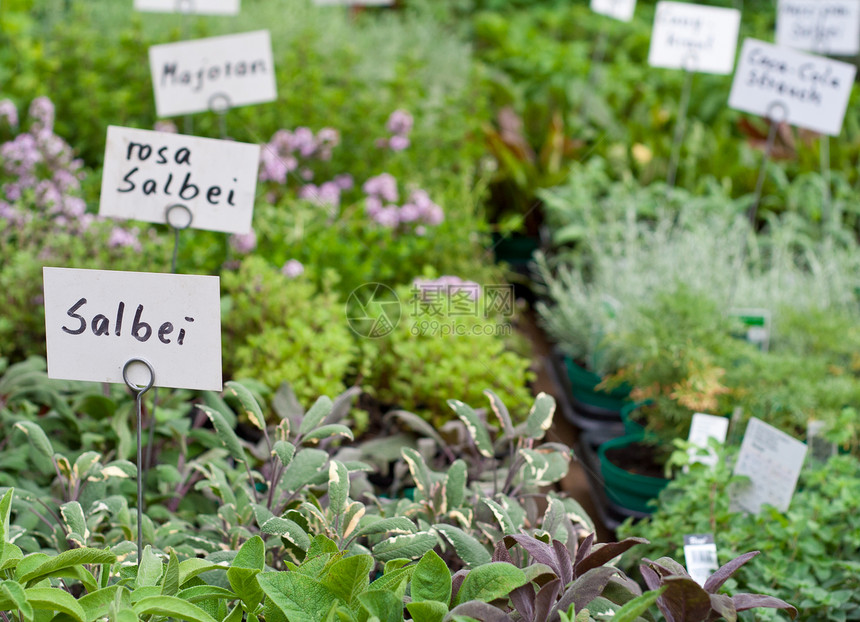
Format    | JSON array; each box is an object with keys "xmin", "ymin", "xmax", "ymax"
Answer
[
  {"xmin": 78, "ymin": 585, "xmax": 122, "ymax": 622},
  {"xmin": 225, "ymin": 381, "xmax": 266, "ymax": 431},
  {"xmin": 197, "ymin": 404, "xmax": 247, "ymax": 464},
  {"xmin": 407, "ymin": 600, "xmax": 448, "ymax": 622},
  {"xmin": 298, "ymin": 396, "xmax": 334, "ymax": 437},
  {"xmin": 445, "ymin": 461, "xmax": 467, "ymax": 510},
  {"xmin": 303, "ymin": 425, "xmax": 354, "ymax": 444},
  {"xmin": 481, "ymin": 499, "xmax": 516, "ymax": 535},
  {"xmin": 0, "ymin": 542, "xmax": 23, "ymax": 572},
  {"xmin": 412, "ymin": 551, "xmax": 452, "ymax": 604},
  {"xmin": 358, "ymin": 590, "xmax": 402, "ymax": 622},
  {"xmin": 25, "ymin": 587, "xmax": 86, "ymax": 622},
  {"xmin": 454, "ymin": 563, "xmax": 528, "ymax": 606},
  {"xmin": 388, "ymin": 410, "xmax": 449, "ymax": 450},
  {"xmin": 367, "ymin": 565, "xmax": 414, "ymax": 606},
  {"xmin": 306, "ymin": 534, "xmax": 340, "ymax": 560},
  {"xmin": 176, "ymin": 585, "xmax": 237, "ymax": 604},
  {"xmin": 341, "ymin": 501, "xmax": 365, "ymax": 540},
  {"xmin": 135, "ymin": 546, "xmax": 163, "ymax": 588},
  {"xmin": 321, "ymin": 554, "xmax": 373, "ymax": 605},
  {"xmin": 162, "ymin": 551, "xmax": 180, "ymax": 597},
  {"xmin": 525, "ymin": 393, "xmax": 555, "ymax": 439},
  {"xmin": 434, "ymin": 525, "xmax": 492, "ymax": 568},
  {"xmin": 13, "ymin": 421, "xmax": 54, "ymax": 458},
  {"xmin": 273, "ymin": 441, "xmax": 296, "ymax": 468},
  {"xmin": 259, "ymin": 516, "xmax": 311, "ymax": 551},
  {"xmin": 610, "ymin": 588, "xmax": 666, "ymax": 622},
  {"xmin": 351, "ymin": 517, "xmax": 416, "ymax": 541},
  {"xmin": 280, "ymin": 449, "xmax": 328, "ymax": 492},
  {"xmin": 273, "ymin": 382, "xmax": 303, "ymax": 421},
  {"xmin": 401, "ymin": 448, "xmax": 433, "ymax": 496},
  {"xmin": 328, "ymin": 461, "xmax": 350, "ymax": 517},
  {"xmin": 178, "ymin": 559, "xmax": 223, "ymax": 586},
  {"xmin": 1, "ymin": 580, "xmax": 32, "ymax": 619},
  {"xmin": 133, "ymin": 595, "xmax": 218, "ymax": 622},
  {"xmin": 60, "ymin": 501, "xmax": 89, "ymax": 545},
  {"xmin": 484, "ymin": 390, "xmax": 514, "ymax": 439},
  {"xmin": 0, "ymin": 488, "xmax": 13, "ymax": 543},
  {"xmin": 447, "ymin": 400, "xmax": 494, "ymax": 458},
  {"xmin": 258, "ymin": 571, "xmax": 341, "ymax": 622},
  {"xmin": 20, "ymin": 548, "xmax": 116, "ymax": 587},
  {"xmin": 372, "ymin": 532, "xmax": 437, "ymax": 563},
  {"xmin": 227, "ymin": 536, "xmax": 265, "ymax": 610}
]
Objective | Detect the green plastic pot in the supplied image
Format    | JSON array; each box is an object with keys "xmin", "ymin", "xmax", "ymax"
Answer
[
  {"xmin": 563, "ymin": 357, "xmax": 630, "ymax": 413},
  {"xmin": 491, "ymin": 232, "xmax": 540, "ymax": 267},
  {"xmin": 620, "ymin": 401, "xmax": 648, "ymax": 436},
  {"xmin": 598, "ymin": 433, "xmax": 670, "ymax": 514}
]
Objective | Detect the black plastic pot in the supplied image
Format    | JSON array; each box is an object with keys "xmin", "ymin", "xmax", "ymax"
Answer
[
  {"xmin": 575, "ymin": 430, "xmax": 651, "ymax": 532},
  {"xmin": 544, "ymin": 348, "xmax": 626, "ymax": 445}
]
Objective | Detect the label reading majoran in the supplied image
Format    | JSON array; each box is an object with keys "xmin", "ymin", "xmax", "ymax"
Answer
[{"xmin": 148, "ymin": 30, "xmax": 277, "ymax": 117}]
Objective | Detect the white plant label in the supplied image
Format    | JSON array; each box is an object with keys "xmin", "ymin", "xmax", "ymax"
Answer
[
  {"xmin": 100, "ymin": 126, "xmax": 260, "ymax": 234},
  {"xmin": 149, "ymin": 30, "xmax": 277, "ymax": 117},
  {"xmin": 648, "ymin": 2, "xmax": 741, "ymax": 74},
  {"xmin": 43, "ymin": 268, "xmax": 222, "ymax": 391},
  {"xmin": 590, "ymin": 0, "xmax": 637, "ymax": 22},
  {"xmin": 776, "ymin": 0, "xmax": 860, "ymax": 56},
  {"xmin": 686, "ymin": 413, "xmax": 729, "ymax": 469},
  {"xmin": 729, "ymin": 38, "xmax": 856, "ymax": 136},
  {"xmin": 731, "ymin": 417, "xmax": 807, "ymax": 514},
  {"xmin": 134, "ymin": 0, "xmax": 240, "ymax": 15},
  {"xmin": 313, "ymin": 0, "xmax": 394, "ymax": 5},
  {"xmin": 683, "ymin": 534, "xmax": 719, "ymax": 587}
]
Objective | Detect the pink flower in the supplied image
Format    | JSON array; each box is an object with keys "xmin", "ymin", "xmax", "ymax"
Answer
[
  {"xmin": 316, "ymin": 127, "xmax": 340, "ymax": 147},
  {"xmin": 398, "ymin": 203, "xmax": 421, "ymax": 223},
  {"xmin": 374, "ymin": 206, "xmax": 400, "ymax": 228},
  {"xmin": 388, "ymin": 135, "xmax": 410, "ymax": 151},
  {"xmin": 259, "ymin": 148, "xmax": 291, "ymax": 184},
  {"xmin": 424, "ymin": 204, "xmax": 444, "ymax": 226},
  {"xmin": 281, "ymin": 259, "xmax": 305, "ymax": 278},
  {"xmin": 28, "ymin": 97, "xmax": 54, "ymax": 133},
  {"xmin": 362, "ymin": 173, "xmax": 399, "ymax": 203},
  {"xmin": 414, "ymin": 276, "xmax": 481, "ymax": 300},
  {"xmin": 293, "ymin": 127, "xmax": 317, "ymax": 158},
  {"xmin": 108, "ymin": 227, "xmax": 142, "ymax": 251},
  {"xmin": 365, "ymin": 196, "xmax": 383, "ymax": 216},
  {"xmin": 154, "ymin": 120, "xmax": 178, "ymax": 133},
  {"xmin": 0, "ymin": 100, "xmax": 18, "ymax": 128},
  {"xmin": 333, "ymin": 174, "xmax": 354, "ymax": 190},
  {"xmin": 230, "ymin": 231, "xmax": 257, "ymax": 254},
  {"xmin": 298, "ymin": 184, "xmax": 319, "ymax": 200},
  {"xmin": 317, "ymin": 181, "xmax": 341, "ymax": 207},
  {"xmin": 386, "ymin": 109, "xmax": 414, "ymax": 136}
]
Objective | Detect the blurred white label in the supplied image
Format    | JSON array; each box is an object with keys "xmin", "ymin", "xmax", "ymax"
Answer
[
  {"xmin": 591, "ymin": 0, "xmax": 636, "ymax": 22},
  {"xmin": 684, "ymin": 534, "xmax": 718, "ymax": 587},
  {"xmin": 100, "ymin": 126, "xmax": 260, "ymax": 234},
  {"xmin": 313, "ymin": 0, "xmax": 394, "ymax": 4},
  {"xmin": 43, "ymin": 268, "xmax": 222, "ymax": 391},
  {"xmin": 731, "ymin": 418, "xmax": 807, "ymax": 514},
  {"xmin": 729, "ymin": 38, "xmax": 856, "ymax": 136},
  {"xmin": 687, "ymin": 413, "xmax": 729, "ymax": 468},
  {"xmin": 776, "ymin": 0, "xmax": 860, "ymax": 56},
  {"xmin": 648, "ymin": 2, "xmax": 741, "ymax": 75},
  {"xmin": 134, "ymin": 0, "xmax": 240, "ymax": 15},
  {"xmin": 149, "ymin": 30, "xmax": 277, "ymax": 117}
]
